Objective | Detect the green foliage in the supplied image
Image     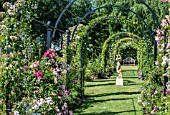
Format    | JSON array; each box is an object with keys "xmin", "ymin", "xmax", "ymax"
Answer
[
  {"xmin": 74, "ymin": 68, "xmax": 144, "ymax": 115},
  {"xmin": 85, "ymin": 57, "xmax": 103, "ymax": 80},
  {"xmin": 101, "ymin": 32, "xmax": 142, "ymax": 71},
  {"xmin": 139, "ymin": 1, "xmax": 170, "ymax": 114}
]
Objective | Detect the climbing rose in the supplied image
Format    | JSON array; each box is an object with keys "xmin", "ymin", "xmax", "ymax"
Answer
[
  {"xmin": 43, "ymin": 49, "xmax": 56, "ymax": 59},
  {"xmin": 43, "ymin": 52, "xmax": 48, "ymax": 57},
  {"xmin": 162, "ymin": 0, "xmax": 167, "ymax": 2},
  {"xmin": 23, "ymin": 65, "xmax": 28, "ymax": 69},
  {"xmin": 154, "ymin": 106, "xmax": 159, "ymax": 111},
  {"xmin": 167, "ymin": 43, "xmax": 170, "ymax": 49},
  {"xmin": 30, "ymin": 61, "xmax": 40, "ymax": 68},
  {"xmin": 65, "ymin": 90, "xmax": 70, "ymax": 95},
  {"xmin": 161, "ymin": 19, "xmax": 168, "ymax": 26},
  {"xmin": 166, "ymin": 90, "xmax": 169, "ymax": 95},
  {"xmin": 33, "ymin": 70, "xmax": 43, "ymax": 81}
]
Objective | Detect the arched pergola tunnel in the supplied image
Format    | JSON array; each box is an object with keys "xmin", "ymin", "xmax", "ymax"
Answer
[
  {"xmin": 70, "ymin": 18, "xmax": 148, "ymax": 84},
  {"xmin": 69, "ymin": 15, "xmax": 151, "ymax": 75},
  {"xmin": 101, "ymin": 32, "xmax": 148, "ymax": 73},
  {"xmin": 2, "ymin": 1, "xmax": 169, "ymax": 115},
  {"xmin": 106, "ymin": 38, "xmax": 139, "ymax": 66},
  {"xmin": 110, "ymin": 38, "xmax": 146, "ymax": 70},
  {"xmin": 48, "ymin": 0, "xmax": 164, "ymax": 99},
  {"xmin": 103, "ymin": 37, "xmax": 140, "ymax": 75},
  {"xmin": 63, "ymin": 5, "xmax": 158, "ymax": 97}
]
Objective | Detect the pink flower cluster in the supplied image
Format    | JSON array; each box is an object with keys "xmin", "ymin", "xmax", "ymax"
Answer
[
  {"xmin": 65, "ymin": 90, "xmax": 70, "ymax": 95},
  {"xmin": 161, "ymin": 0, "xmax": 170, "ymax": 2},
  {"xmin": 43, "ymin": 49, "xmax": 56, "ymax": 59},
  {"xmin": 161, "ymin": 15, "xmax": 170, "ymax": 27},
  {"xmin": 166, "ymin": 90, "xmax": 169, "ymax": 95},
  {"xmin": 33, "ymin": 70, "xmax": 43, "ymax": 81},
  {"xmin": 30, "ymin": 61, "xmax": 40, "ymax": 68},
  {"xmin": 56, "ymin": 90, "xmax": 70, "ymax": 96},
  {"xmin": 72, "ymin": 79, "xmax": 78, "ymax": 84},
  {"xmin": 23, "ymin": 65, "xmax": 28, "ymax": 69}
]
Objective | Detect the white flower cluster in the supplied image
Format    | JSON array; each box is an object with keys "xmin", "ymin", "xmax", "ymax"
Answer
[{"xmin": 32, "ymin": 97, "xmax": 54, "ymax": 110}]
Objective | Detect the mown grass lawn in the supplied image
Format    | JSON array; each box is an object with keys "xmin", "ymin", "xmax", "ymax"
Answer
[{"xmin": 74, "ymin": 66, "xmax": 144, "ymax": 115}]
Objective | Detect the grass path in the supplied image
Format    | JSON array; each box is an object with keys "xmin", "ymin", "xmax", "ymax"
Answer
[{"xmin": 74, "ymin": 66, "xmax": 144, "ymax": 115}]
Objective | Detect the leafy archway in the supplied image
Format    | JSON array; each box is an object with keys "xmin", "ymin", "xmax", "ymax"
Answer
[{"xmin": 101, "ymin": 32, "xmax": 147, "ymax": 72}]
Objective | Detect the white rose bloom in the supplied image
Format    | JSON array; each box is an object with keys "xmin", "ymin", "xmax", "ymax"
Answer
[{"xmin": 162, "ymin": 61, "xmax": 167, "ymax": 67}]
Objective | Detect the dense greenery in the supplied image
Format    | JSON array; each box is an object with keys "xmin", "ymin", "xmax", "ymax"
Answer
[
  {"xmin": 0, "ymin": 0, "xmax": 170, "ymax": 114},
  {"xmin": 74, "ymin": 67, "xmax": 143, "ymax": 115}
]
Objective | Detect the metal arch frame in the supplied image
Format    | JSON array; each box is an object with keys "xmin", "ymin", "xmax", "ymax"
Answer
[
  {"xmin": 106, "ymin": 38, "xmax": 139, "ymax": 73},
  {"xmin": 112, "ymin": 38, "xmax": 138, "ymax": 49},
  {"xmin": 86, "ymin": 16, "xmax": 123, "ymax": 32},
  {"xmin": 53, "ymin": 0, "xmax": 160, "ymax": 36},
  {"xmin": 101, "ymin": 32, "xmax": 142, "ymax": 72},
  {"xmin": 112, "ymin": 39, "xmax": 140, "ymax": 63},
  {"xmin": 82, "ymin": 15, "xmax": 150, "ymax": 60},
  {"xmin": 53, "ymin": 0, "xmax": 160, "ymax": 98},
  {"xmin": 52, "ymin": 0, "xmax": 160, "ymax": 64},
  {"xmin": 164, "ymin": 30, "xmax": 168, "ymax": 95},
  {"xmin": 139, "ymin": 0, "xmax": 160, "ymax": 28},
  {"xmin": 68, "ymin": 4, "xmax": 158, "ymax": 97},
  {"xmin": 71, "ymin": 5, "xmax": 152, "ymax": 43},
  {"xmin": 113, "ymin": 38, "xmax": 141, "ymax": 55},
  {"xmin": 115, "ymin": 40, "xmax": 139, "ymax": 51},
  {"xmin": 111, "ymin": 38, "xmax": 138, "ymax": 59},
  {"xmin": 52, "ymin": 0, "xmax": 76, "ymax": 39}
]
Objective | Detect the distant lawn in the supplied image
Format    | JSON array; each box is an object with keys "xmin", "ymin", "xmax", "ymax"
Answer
[
  {"xmin": 121, "ymin": 65, "xmax": 138, "ymax": 70},
  {"xmin": 73, "ymin": 66, "xmax": 143, "ymax": 115}
]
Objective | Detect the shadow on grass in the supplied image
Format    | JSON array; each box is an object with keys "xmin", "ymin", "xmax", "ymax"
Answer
[
  {"xmin": 76, "ymin": 110, "xmax": 142, "ymax": 115},
  {"xmin": 74, "ymin": 94, "xmax": 140, "ymax": 114},
  {"xmin": 123, "ymin": 76, "xmax": 138, "ymax": 78},
  {"xmin": 87, "ymin": 79, "xmax": 116, "ymax": 82},
  {"xmin": 73, "ymin": 69, "xmax": 142, "ymax": 114},
  {"xmin": 87, "ymin": 91, "xmax": 140, "ymax": 98},
  {"xmin": 86, "ymin": 79, "xmax": 140, "ymax": 87},
  {"xmin": 123, "ymin": 80, "xmax": 140, "ymax": 86},
  {"xmin": 86, "ymin": 97, "xmax": 133, "ymax": 103},
  {"xmin": 122, "ymin": 70, "xmax": 137, "ymax": 76},
  {"xmin": 86, "ymin": 82, "xmax": 115, "ymax": 87}
]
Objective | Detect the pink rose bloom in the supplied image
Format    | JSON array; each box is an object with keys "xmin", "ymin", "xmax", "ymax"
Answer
[
  {"xmin": 167, "ymin": 43, "xmax": 170, "ymax": 49},
  {"xmin": 43, "ymin": 49, "xmax": 56, "ymax": 59},
  {"xmin": 163, "ymin": 97, "xmax": 167, "ymax": 100},
  {"xmin": 156, "ymin": 29, "xmax": 160, "ymax": 35},
  {"xmin": 155, "ymin": 61, "xmax": 159, "ymax": 66},
  {"xmin": 43, "ymin": 52, "xmax": 48, "ymax": 57},
  {"xmin": 154, "ymin": 106, "xmax": 159, "ymax": 111},
  {"xmin": 57, "ymin": 92, "xmax": 63, "ymax": 96},
  {"xmin": 156, "ymin": 40, "xmax": 161, "ymax": 44},
  {"xmin": 158, "ymin": 48, "xmax": 164, "ymax": 52},
  {"xmin": 65, "ymin": 90, "xmax": 70, "ymax": 95},
  {"xmin": 166, "ymin": 90, "xmax": 169, "ymax": 95},
  {"xmin": 34, "ymin": 87, "xmax": 40, "ymax": 94},
  {"xmin": 154, "ymin": 91, "xmax": 158, "ymax": 95},
  {"xmin": 23, "ymin": 65, "xmax": 28, "ymax": 69},
  {"xmin": 33, "ymin": 70, "xmax": 43, "ymax": 81},
  {"xmin": 30, "ymin": 61, "xmax": 40, "ymax": 68},
  {"xmin": 161, "ymin": 19, "xmax": 168, "ymax": 26},
  {"xmin": 69, "ymin": 111, "xmax": 73, "ymax": 115},
  {"xmin": 32, "ymin": 104, "xmax": 39, "ymax": 110},
  {"xmin": 49, "ymin": 50, "xmax": 56, "ymax": 59},
  {"xmin": 162, "ymin": 0, "xmax": 167, "ymax": 2},
  {"xmin": 62, "ymin": 85, "xmax": 66, "ymax": 90},
  {"xmin": 155, "ymin": 36, "xmax": 159, "ymax": 41}
]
